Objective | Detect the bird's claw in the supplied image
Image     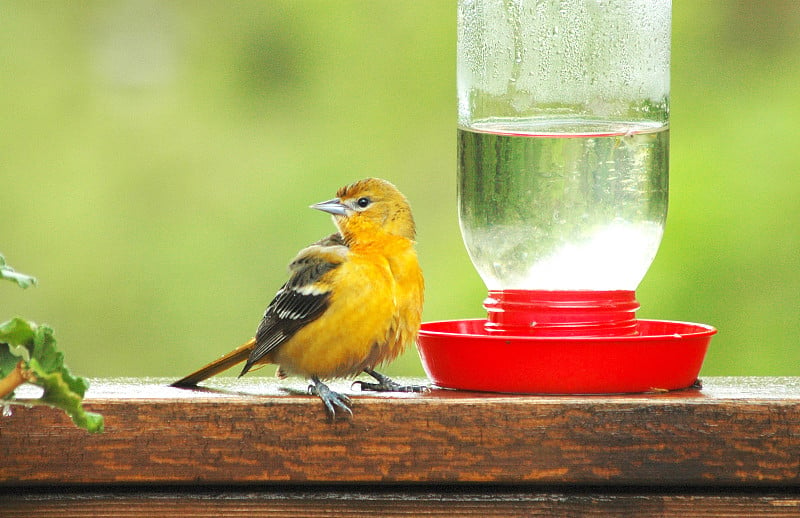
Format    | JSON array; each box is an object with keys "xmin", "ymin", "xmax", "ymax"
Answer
[
  {"xmin": 352, "ymin": 380, "xmax": 430, "ymax": 393},
  {"xmin": 308, "ymin": 378, "xmax": 352, "ymax": 420},
  {"xmin": 354, "ymin": 369, "xmax": 430, "ymax": 393}
]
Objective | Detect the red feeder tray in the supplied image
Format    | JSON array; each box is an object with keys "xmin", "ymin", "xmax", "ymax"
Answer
[{"xmin": 417, "ymin": 319, "xmax": 716, "ymax": 394}]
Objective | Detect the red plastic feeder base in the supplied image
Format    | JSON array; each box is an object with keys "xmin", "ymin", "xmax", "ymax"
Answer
[{"xmin": 417, "ymin": 316, "xmax": 716, "ymax": 394}]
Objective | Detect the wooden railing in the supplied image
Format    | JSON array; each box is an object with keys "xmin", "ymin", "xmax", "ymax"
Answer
[{"xmin": 2, "ymin": 377, "xmax": 800, "ymax": 515}]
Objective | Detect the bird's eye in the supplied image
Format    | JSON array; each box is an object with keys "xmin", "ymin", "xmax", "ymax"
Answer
[{"xmin": 356, "ymin": 197, "xmax": 371, "ymax": 209}]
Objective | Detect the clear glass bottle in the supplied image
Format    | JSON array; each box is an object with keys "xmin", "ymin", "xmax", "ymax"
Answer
[{"xmin": 457, "ymin": 0, "xmax": 671, "ymax": 334}]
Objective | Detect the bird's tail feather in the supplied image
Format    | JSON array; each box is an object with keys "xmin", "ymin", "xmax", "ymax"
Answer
[{"xmin": 171, "ymin": 338, "xmax": 256, "ymax": 387}]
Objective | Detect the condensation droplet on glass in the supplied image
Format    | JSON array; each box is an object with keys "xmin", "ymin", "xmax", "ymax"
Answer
[{"xmin": 2, "ymin": 405, "xmax": 12, "ymax": 417}]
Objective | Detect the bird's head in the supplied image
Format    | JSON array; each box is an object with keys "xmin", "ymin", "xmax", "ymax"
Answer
[{"xmin": 311, "ymin": 178, "xmax": 416, "ymax": 242}]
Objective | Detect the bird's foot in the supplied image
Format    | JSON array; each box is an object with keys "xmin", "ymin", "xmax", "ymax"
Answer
[
  {"xmin": 353, "ymin": 369, "xmax": 430, "ymax": 393},
  {"xmin": 308, "ymin": 377, "xmax": 352, "ymax": 420}
]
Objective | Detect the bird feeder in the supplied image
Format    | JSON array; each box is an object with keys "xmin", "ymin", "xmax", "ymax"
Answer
[{"xmin": 417, "ymin": 0, "xmax": 716, "ymax": 393}]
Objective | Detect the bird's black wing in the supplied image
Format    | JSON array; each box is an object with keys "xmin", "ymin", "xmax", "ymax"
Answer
[{"xmin": 239, "ymin": 234, "xmax": 347, "ymax": 376}]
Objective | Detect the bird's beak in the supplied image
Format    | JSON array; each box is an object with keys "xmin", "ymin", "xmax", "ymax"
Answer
[{"xmin": 311, "ymin": 198, "xmax": 348, "ymax": 216}]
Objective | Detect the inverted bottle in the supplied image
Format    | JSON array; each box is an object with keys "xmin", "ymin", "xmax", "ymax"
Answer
[{"xmin": 457, "ymin": 0, "xmax": 671, "ymax": 336}]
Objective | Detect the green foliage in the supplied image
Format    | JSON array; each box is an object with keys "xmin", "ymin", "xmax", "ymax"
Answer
[
  {"xmin": 0, "ymin": 255, "xmax": 103, "ymax": 433},
  {"xmin": 0, "ymin": 319, "xmax": 104, "ymax": 433},
  {"xmin": 0, "ymin": 254, "xmax": 37, "ymax": 289}
]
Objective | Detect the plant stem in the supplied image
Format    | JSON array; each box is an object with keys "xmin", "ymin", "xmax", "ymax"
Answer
[{"xmin": 0, "ymin": 361, "xmax": 33, "ymax": 399}]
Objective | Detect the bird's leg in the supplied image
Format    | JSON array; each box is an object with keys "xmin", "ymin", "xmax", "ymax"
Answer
[
  {"xmin": 353, "ymin": 368, "xmax": 429, "ymax": 393},
  {"xmin": 308, "ymin": 376, "xmax": 352, "ymax": 420}
]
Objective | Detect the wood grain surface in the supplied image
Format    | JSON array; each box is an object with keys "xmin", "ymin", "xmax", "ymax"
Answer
[
  {"xmin": 2, "ymin": 488, "xmax": 800, "ymax": 517},
  {"xmin": 2, "ymin": 377, "xmax": 800, "ymax": 487}
]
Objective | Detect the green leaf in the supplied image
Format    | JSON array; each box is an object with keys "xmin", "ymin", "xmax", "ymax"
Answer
[
  {"xmin": 32, "ymin": 324, "xmax": 63, "ymax": 374},
  {"xmin": 7, "ymin": 343, "xmax": 31, "ymax": 363},
  {"xmin": 0, "ymin": 254, "xmax": 37, "ymax": 289},
  {"xmin": 28, "ymin": 357, "xmax": 103, "ymax": 433},
  {"xmin": 0, "ymin": 317, "xmax": 104, "ymax": 433},
  {"xmin": 0, "ymin": 317, "xmax": 36, "ymax": 353}
]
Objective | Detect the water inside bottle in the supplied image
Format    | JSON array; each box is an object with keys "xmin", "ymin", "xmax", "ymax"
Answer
[{"xmin": 458, "ymin": 118, "xmax": 668, "ymax": 290}]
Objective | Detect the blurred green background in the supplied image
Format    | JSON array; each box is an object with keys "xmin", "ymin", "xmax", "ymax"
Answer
[{"xmin": 2, "ymin": 1, "xmax": 799, "ymax": 379}]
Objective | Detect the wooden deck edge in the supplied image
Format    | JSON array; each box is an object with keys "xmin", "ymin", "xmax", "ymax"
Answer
[{"xmin": 2, "ymin": 377, "xmax": 799, "ymax": 487}]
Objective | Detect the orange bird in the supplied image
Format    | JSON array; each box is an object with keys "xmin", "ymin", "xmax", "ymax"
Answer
[{"xmin": 172, "ymin": 178, "xmax": 425, "ymax": 418}]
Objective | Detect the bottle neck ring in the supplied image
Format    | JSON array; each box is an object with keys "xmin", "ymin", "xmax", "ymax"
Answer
[{"xmin": 483, "ymin": 290, "xmax": 640, "ymax": 337}]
